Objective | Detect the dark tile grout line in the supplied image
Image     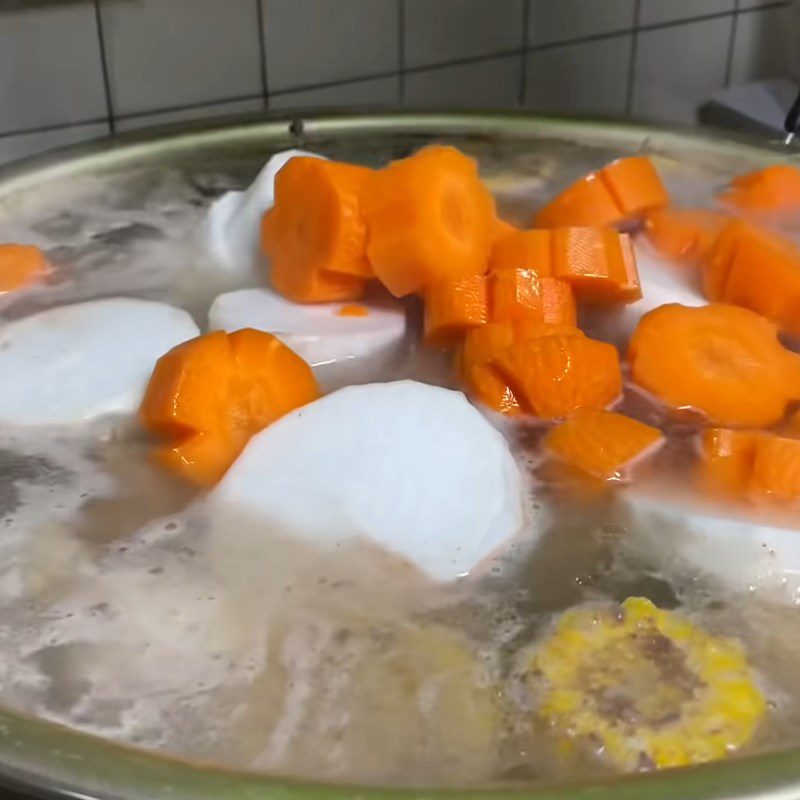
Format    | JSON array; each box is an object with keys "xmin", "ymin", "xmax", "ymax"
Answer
[
  {"xmin": 397, "ymin": 0, "xmax": 406, "ymax": 104},
  {"xmin": 725, "ymin": 0, "xmax": 741, "ymax": 88},
  {"xmin": 625, "ymin": 0, "xmax": 642, "ymax": 116},
  {"xmin": 518, "ymin": 0, "xmax": 531, "ymax": 106},
  {"xmin": 2, "ymin": 0, "xmax": 793, "ymax": 143},
  {"xmin": 92, "ymin": 0, "xmax": 115, "ymax": 134},
  {"xmin": 255, "ymin": 0, "xmax": 269, "ymax": 109}
]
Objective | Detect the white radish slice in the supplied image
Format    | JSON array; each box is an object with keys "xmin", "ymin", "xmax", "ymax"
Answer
[
  {"xmin": 205, "ymin": 149, "xmax": 326, "ymax": 278},
  {"xmin": 622, "ymin": 489, "xmax": 800, "ymax": 602},
  {"xmin": 580, "ymin": 240, "xmax": 706, "ymax": 348},
  {"xmin": 208, "ymin": 287, "xmax": 406, "ymax": 368},
  {"xmin": 0, "ymin": 298, "xmax": 199, "ymax": 425},
  {"xmin": 211, "ymin": 381, "xmax": 526, "ymax": 583}
]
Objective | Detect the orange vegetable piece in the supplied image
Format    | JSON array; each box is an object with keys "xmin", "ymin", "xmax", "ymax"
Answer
[
  {"xmin": 261, "ymin": 157, "xmax": 373, "ymax": 302},
  {"xmin": 140, "ymin": 329, "xmax": 320, "ymax": 485},
  {"xmin": 702, "ymin": 220, "xmax": 800, "ymax": 336},
  {"xmin": 718, "ymin": 165, "xmax": 800, "ymax": 213},
  {"xmin": 361, "ymin": 145, "xmax": 495, "ymax": 297},
  {"xmin": 459, "ymin": 323, "xmax": 520, "ymax": 415},
  {"xmin": 644, "ymin": 207, "xmax": 727, "ymax": 263},
  {"xmin": 336, "ymin": 304, "xmax": 369, "ymax": 317},
  {"xmin": 491, "ymin": 217, "xmax": 518, "ymax": 242},
  {"xmin": 534, "ymin": 156, "xmax": 668, "ymax": 229},
  {"xmin": 749, "ymin": 434, "xmax": 800, "ymax": 502},
  {"xmin": 551, "ymin": 228, "xmax": 640, "ymax": 303},
  {"xmin": 544, "ymin": 409, "xmax": 664, "ymax": 480},
  {"xmin": 628, "ymin": 303, "xmax": 800, "ymax": 428},
  {"xmin": 489, "ymin": 229, "xmax": 552, "ymax": 274},
  {"xmin": 0, "ymin": 244, "xmax": 49, "ymax": 293},
  {"xmin": 496, "ymin": 334, "xmax": 623, "ymax": 419},
  {"xmin": 488, "ymin": 269, "xmax": 575, "ymax": 325},
  {"xmin": 698, "ymin": 428, "xmax": 762, "ymax": 497},
  {"xmin": 424, "ymin": 274, "xmax": 488, "ymax": 345}
]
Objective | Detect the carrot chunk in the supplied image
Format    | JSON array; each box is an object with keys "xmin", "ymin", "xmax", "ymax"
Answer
[
  {"xmin": 718, "ymin": 165, "xmax": 800, "ymax": 213},
  {"xmin": 697, "ymin": 428, "xmax": 762, "ymax": 497},
  {"xmin": 491, "ymin": 216, "xmax": 519, "ymax": 243},
  {"xmin": 551, "ymin": 228, "xmax": 641, "ymax": 303},
  {"xmin": 489, "ymin": 229, "xmax": 552, "ymax": 274},
  {"xmin": 260, "ymin": 157, "xmax": 373, "ymax": 302},
  {"xmin": 362, "ymin": 146, "xmax": 495, "ymax": 297},
  {"xmin": 702, "ymin": 220, "xmax": 800, "ymax": 336},
  {"xmin": 534, "ymin": 156, "xmax": 668, "ymax": 229},
  {"xmin": 336, "ymin": 304, "xmax": 369, "ymax": 317},
  {"xmin": 459, "ymin": 323, "xmax": 521, "ymax": 415},
  {"xmin": 544, "ymin": 409, "xmax": 664, "ymax": 480},
  {"xmin": 488, "ymin": 269, "xmax": 576, "ymax": 325},
  {"xmin": 749, "ymin": 435, "xmax": 800, "ymax": 501},
  {"xmin": 644, "ymin": 207, "xmax": 727, "ymax": 263},
  {"xmin": 628, "ymin": 303, "xmax": 798, "ymax": 428},
  {"xmin": 141, "ymin": 329, "xmax": 320, "ymax": 485},
  {"xmin": 0, "ymin": 244, "xmax": 49, "ymax": 293},
  {"xmin": 496, "ymin": 334, "xmax": 623, "ymax": 419},
  {"xmin": 424, "ymin": 274, "xmax": 488, "ymax": 345}
]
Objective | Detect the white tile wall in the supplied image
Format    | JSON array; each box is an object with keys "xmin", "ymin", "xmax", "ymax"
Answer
[
  {"xmin": 100, "ymin": 0, "xmax": 263, "ymax": 116},
  {"xmin": 528, "ymin": 0, "xmax": 635, "ymax": 46},
  {"xmin": 263, "ymin": 0, "xmax": 398, "ymax": 91},
  {"xmin": 403, "ymin": 0, "xmax": 524, "ymax": 68},
  {"xmin": 525, "ymin": 35, "xmax": 632, "ymax": 116},
  {"xmin": 632, "ymin": 15, "xmax": 734, "ymax": 124},
  {"xmin": 0, "ymin": 0, "xmax": 795, "ymax": 167},
  {"xmin": 405, "ymin": 56, "xmax": 521, "ymax": 108},
  {"xmin": 0, "ymin": 2, "xmax": 106, "ymax": 135},
  {"xmin": 269, "ymin": 77, "xmax": 400, "ymax": 109}
]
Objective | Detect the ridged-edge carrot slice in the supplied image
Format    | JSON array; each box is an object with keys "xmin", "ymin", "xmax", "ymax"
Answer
[
  {"xmin": 488, "ymin": 269, "xmax": 576, "ymax": 325},
  {"xmin": 544, "ymin": 409, "xmax": 664, "ymax": 480},
  {"xmin": 491, "ymin": 217, "xmax": 519, "ymax": 243},
  {"xmin": 644, "ymin": 207, "xmax": 727, "ymax": 263},
  {"xmin": 496, "ymin": 334, "xmax": 623, "ymax": 419},
  {"xmin": 362, "ymin": 145, "xmax": 495, "ymax": 297},
  {"xmin": 534, "ymin": 156, "xmax": 667, "ymax": 229},
  {"xmin": 424, "ymin": 274, "xmax": 488, "ymax": 345},
  {"xmin": 141, "ymin": 329, "xmax": 320, "ymax": 485},
  {"xmin": 714, "ymin": 222, "xmax": 800, "ymax": 337},
  {"xmin": 0, "ymin": 244, "xmax": 50, "ymax": 293},
  {"xmin": 551, "ymin": 228, "xmax": 641, "ymax": 303},
  {"xmin": 718, "ymin": 165, "xmax": 800, "ymax": 213},
  {"xmin": 140, "ymin": 330, "xmax": 235, "ymax": 438},
  {"xmin": 489, "ymin": 229, "xmax": 553, "ymax": 274},
  {"xmin": 697, "ymin": 428, "xmax": 762, "ymax": 497},
  {"xmin": 629, "ymin": 303, "xmax": 796, "ymax": 428},
  {"xmin": 260, "ymin": 157, "xmax": 372, "ymax": 302},
  {"xmin": 749, "ymin": 435, "xmax": 800, "ymax": 501}
]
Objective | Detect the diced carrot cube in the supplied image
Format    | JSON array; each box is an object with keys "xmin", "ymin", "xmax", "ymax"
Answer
[
  {"xmin": 489, "ymin": 229, "xmax": 553, "ymax": 274},
  {"xmin": 424, "ymin": 274, "xmax": 488, "ymax": 345},
  {"xmin": 0, "ymin": 244, "xmax": 50, "ymax": 293}
]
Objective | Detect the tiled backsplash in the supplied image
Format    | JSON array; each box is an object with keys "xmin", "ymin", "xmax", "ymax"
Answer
[{"xmin": 0, "ymin": 0, "xmax": 794, "ymax": 165}]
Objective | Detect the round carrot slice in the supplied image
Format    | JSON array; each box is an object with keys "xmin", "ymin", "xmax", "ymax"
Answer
[
  {"xmin": 544, "ymin": 409, "xmax": 664, "ymax": 480},
  {"xmin": 629, "ymin": 303, "xmax": 798, "ymax": 428},
  {"xmin": 718, "ymin": 165, "xmax": 800, "ymax": 213},
  {"xmin": 362, "ymin": 145, "xmax": 495, "ymax": 297},
  {"xmin": 141, "ymin": 329, "xmax": 320, "ymax": 485},
  {"xmin": 645, "ymin": 207, "xmax": 727, "ymax": 263},
  {"xmin": 496, "ymin": 334, "xmax": 622, "ymax": 419},
  {"xmin": 260, "ymin": 157, "xmax": 372, "ymax": 302},
  {"xmin": 0, "ymin": 244, "xmax": 50, "ymax": 293}
]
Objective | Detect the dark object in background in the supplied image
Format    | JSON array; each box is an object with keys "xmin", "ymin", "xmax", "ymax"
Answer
[{"xmin": 784, "ymin": 88, "xmax": 800, "ymax": 144}]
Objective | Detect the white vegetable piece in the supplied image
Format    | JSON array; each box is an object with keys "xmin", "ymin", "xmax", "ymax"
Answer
[
  {"xmin": 0, "ymin": 298, "xmax": 199, "ymax": 425},
  {"xmin": 205, "ymin": 149, "xmax": 326, "ymax": 278},
  {"xmin": 581, "ymin": 240, "xmax": 705, "ymax": 347},
  {"xmin": 622, "ymin": 489, "xmax": 800, "ymax": 602},
  {"xmin": 212, "ymin": 381, "xmax": 525, "ymax": 582},
  {"xmin": 208, "ymin": 287, "xmax": 406, "ymax": 367}
]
